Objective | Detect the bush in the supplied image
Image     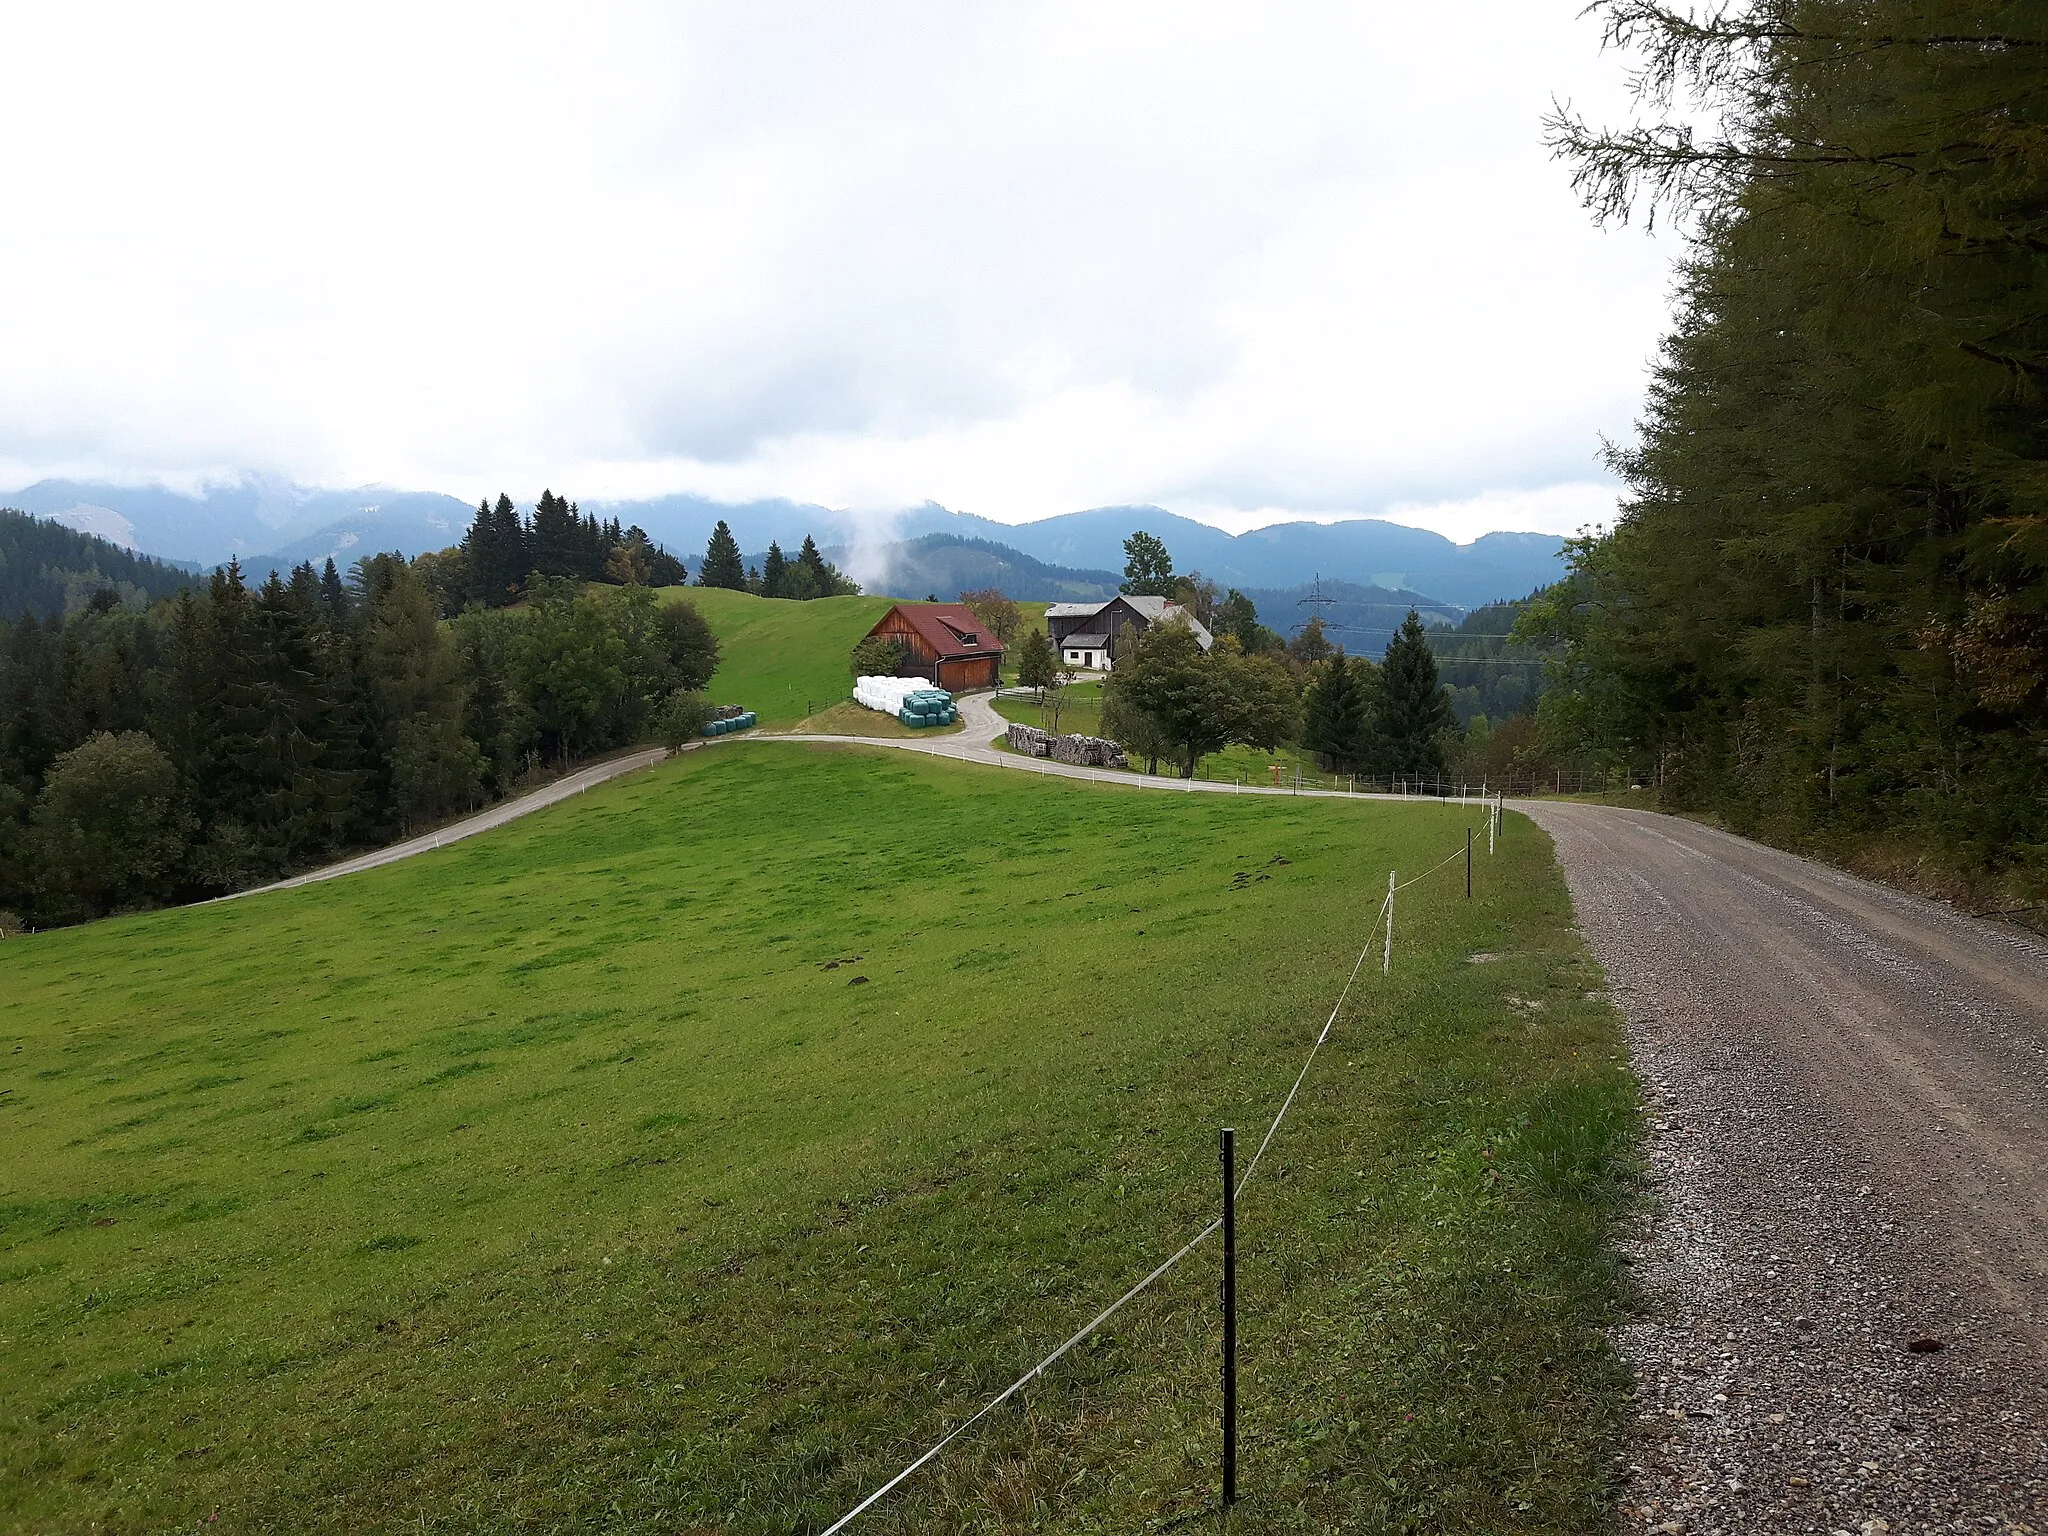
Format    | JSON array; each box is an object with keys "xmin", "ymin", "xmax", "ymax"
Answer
[
  {"xmin": 27, "ymin": 731, "xmax": 190, "ymax": 920},
  {"xmin": 656, "ymin": 690, "xmax": 714, "ymax": 753},
  {"xmin": 850, "ymin": 635, "xmax": 906, "ymax": 680}
]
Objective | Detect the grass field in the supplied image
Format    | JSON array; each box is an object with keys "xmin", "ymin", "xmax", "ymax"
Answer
[
  {"xmin": 0, "ymin": 746, "xmax": 1635, "ymax": 1533},
  {"xmin": 662, "ymin": 587, "xmax": 895, "ymax": 724}
]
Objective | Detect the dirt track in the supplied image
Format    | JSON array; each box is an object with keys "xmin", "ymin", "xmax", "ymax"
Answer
[{"xmin": 1524, "ymin": 803, "xmax": 2048, "ymax": 1534}]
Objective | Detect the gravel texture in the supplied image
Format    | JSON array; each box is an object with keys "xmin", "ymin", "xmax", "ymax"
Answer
[{"xmin": 1525, "ymin": 803, "xmax": 2048, "ymax": 1535}]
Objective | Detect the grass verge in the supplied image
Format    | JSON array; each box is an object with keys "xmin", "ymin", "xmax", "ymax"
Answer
[
  {"xmin": 0, "ymin": 746, "xmax": 1636, "ymax": 1532},
  {"xmin": 775, "ymin": 701, "xmax": 965, "ymax": 738}
]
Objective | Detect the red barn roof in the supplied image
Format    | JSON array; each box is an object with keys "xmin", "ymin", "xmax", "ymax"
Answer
[{"xmin": 868, "ymin": 602, "xmax": 1005, "ymax": 659}]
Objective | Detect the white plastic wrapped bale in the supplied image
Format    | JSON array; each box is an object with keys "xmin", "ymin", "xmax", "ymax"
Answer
[{"xmin": 853, "ymin": 675, "xmax": 927, "ymax": 714}]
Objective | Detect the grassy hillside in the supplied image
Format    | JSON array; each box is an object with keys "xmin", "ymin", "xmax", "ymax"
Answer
[
  {"xmin": 671, "ymin": 587, "xmax": 1044, "ymax": 726},
  {"xmin": 0, "ymin": 748, "xmax": 1633, "ymax": 1533},
  {"xmin": 662, "ymin": 586, "xmax": 893, "ymax": 723}
]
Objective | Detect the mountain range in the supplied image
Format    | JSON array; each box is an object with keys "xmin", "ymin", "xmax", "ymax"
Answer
[{"xmin": 1, "ymin": 478, "xmax": 1570, "ymax": 613}]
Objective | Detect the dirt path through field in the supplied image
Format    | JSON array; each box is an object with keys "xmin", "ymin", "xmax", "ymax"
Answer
[{"xmin": 1524, "ymin": 802, "xmax": 2048, "ymax": 1534}]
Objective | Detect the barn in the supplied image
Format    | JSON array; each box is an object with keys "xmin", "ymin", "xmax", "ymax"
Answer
[
  {"xmin": 1045, "ymin": 595, "xmax": 1212, "ymax": 672},
  {"xmin": 862, "ymin": 603, "xmax": 1005, "ymax": 691}
]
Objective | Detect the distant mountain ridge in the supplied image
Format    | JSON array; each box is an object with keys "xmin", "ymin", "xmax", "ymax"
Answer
[
  {"xmin": 2, "ymin": 478, "xmax": 1570, "ymax": 612},
  {"xmin": 822, "ymin": 534, "xmax": 1123, "ymax": 603},
  {"xmin": 1242, "ymin": 579, "xmax": 1464, "ymax": 656}
]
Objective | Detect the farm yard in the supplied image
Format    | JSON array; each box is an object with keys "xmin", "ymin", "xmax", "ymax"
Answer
[{"xmin": 0, "ymin": 744, "xmax": 1637, "ymax": 1534}]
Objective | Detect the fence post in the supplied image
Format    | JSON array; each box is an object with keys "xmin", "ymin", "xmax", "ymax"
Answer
[
  {"xmin": 1221, "ymin": 1127, "xmax": 1237, "ymax": 1509},
  {"xmin": 1384, "ymin": 870, "xmax": 1395, "ymax": 975}
]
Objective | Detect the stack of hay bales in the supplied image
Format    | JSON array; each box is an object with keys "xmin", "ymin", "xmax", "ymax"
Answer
[
  {"xmin": 702, "ymin": 709, "xmax": 757, "ymax": 736},
  {"xmin": 853, "ymin": 675, "xmax": 958, "ymax": 728}
]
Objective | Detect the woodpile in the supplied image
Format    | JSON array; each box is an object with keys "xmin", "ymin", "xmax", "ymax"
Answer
[
  {"xmin": 1050, "ymin": 734, "xmax": 1130, "ymax": 769},
  {"xmin": 1005, "ymin": 721, "xmax": 1130, "ymax": 769}
]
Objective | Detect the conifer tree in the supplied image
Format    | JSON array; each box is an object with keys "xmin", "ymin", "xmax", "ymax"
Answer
[
  {"xmin": 1372, "ymin": 611, "xmax": 1453, "ymax": 777},
  {"xmin": 796, "ymin": 535, "xmax": 829, "ymax": 598},
  {"xmin": 760, "ymin": 541, "xmax": 788, "ymax": 599},
  {"xmin": 698, "ymin": 520, "xmax": 746, "ymax": 590},
  {"xmin": 1302, "ymin": 652, "xmax": 1369, "ymax": 772},
  {"xmin": 529, "ymin": 491, "xmax": 580, "ymax": 581},
  {"xmin": 318, "ymin": 558, "xmax": 350, "ymax": 626}
]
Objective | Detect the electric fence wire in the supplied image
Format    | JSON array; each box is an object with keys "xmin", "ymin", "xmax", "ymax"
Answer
[
  {"xmin": 1395, "ymin": 842, "xmax": 1472, "ymax": 892},
  {"xmin": 818, "ymin": 837, "xmax": 1478, "ymax": 1532}
]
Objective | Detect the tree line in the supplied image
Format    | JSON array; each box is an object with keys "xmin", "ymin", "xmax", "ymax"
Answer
[
  {"xmin": 0, "ymin": 508, "xmax": 195, "ymax": 621},
  {"xmin": 1526, "ymin": 0, "xmax": 2047, "ymax": 893},
  {"xmin": 0, "ymin": 555, "xmax": 718, "ymax": 928},
  {"xmin": 448, "ymin": 491, "xmax": 688, "ymax": 611},
  {"xmin": 695, "ymin": 519, "xmax": 859, "ymax": 599},
  {"xmin": 1005, "ymin": 532, "xmax": 1467, "ymax": 779}
]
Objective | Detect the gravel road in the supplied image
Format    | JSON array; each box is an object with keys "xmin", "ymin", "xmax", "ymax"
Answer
[
  {"xmin": 1523, "ymin": 802, "xmax": 2048, "ymax": 1535},
  {"xmin": 224, "ymin": 746, "xmax": 667, "ymax": 899}
]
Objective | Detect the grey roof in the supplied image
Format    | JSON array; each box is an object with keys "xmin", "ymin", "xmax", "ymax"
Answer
[
  {"xmin": 1061, "ymin": 632, "xmax": 1110, "ymax": 649},
  {"xmin": 1048, "ymin": 595, "xmax": 1214, "ymax": 649}
]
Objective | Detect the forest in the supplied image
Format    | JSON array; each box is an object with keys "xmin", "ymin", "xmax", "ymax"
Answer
[
  {"xmin": 1526, "ymin": 0, "xmax": 2047, "ymax": 897},
  {"xmin": 0, "ymin": 508, "xmax": 196, "ymax": 620},
  {"xmin": 0, "ymin": 544, "xmax": 718, "ymax": 929}
]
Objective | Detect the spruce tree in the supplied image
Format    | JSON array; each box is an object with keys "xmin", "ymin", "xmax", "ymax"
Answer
[
  {"xmin": 319, "ymin": 557, "xmax": 350, "ymax": 626},
  {"xmin": 760, "ymin": 541, "xmax": 787, "ymax": 599},
  {"xmin": 1302, "ymin": 652, "xmax": 1366, "ymax": 772},
  {"xmin": 796, "ymin": 535, "xmax": 830, "ymax": 599},
  {"xmin": 1373, "ymin": 611, "xmax": 1453, "ymax": 777},
  {"xmin": 460, "ymin": 499, "xmax": 495, "ymax": 605},
  {"xmin": 529, "ymin": 491, "xmax": 579, "ymax": 580},
  {"xmin": 699, "ymin": 521, "xmax": 746, "ymax": 590},
  {"xmin": 492, "ymin": 493, "xmax": 527, "ymax": 601}
]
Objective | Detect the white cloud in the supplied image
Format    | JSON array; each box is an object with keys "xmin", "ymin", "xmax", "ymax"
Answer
[{"xmin": 0, "ymin": 1, "xmax": 1671, "ymax": 538}]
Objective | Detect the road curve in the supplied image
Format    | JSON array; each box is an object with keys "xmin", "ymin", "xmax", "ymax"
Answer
[
  {"xmin": 761, "ymin": 689, "xmax": 1464, "ymax": 803},
  {"xmin": 224, "ymin": 747, "xmax": 668, "ymax": 900},
  {"xmin": 222, "ymin": 694, "xmax": 1470, "ymax": 901},
  {"xmin": 1523, "ymin": 802, "xmax": 2048, "ymax": 1533}
]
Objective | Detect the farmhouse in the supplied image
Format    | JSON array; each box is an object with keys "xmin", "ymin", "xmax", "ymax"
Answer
[
  {"xmin": 862, "ymin": 602, "xmax": 1005, "ymax": 691},
  {"xmin": 1044, "ymin": 595, "xmax": 1214, "ymax": 672}
]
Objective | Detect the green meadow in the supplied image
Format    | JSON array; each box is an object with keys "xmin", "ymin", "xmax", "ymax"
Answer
[
  {"xmin": 668, "ymin": 587, "xmax": 895, "ymax": 723},
  {"xmin": 1, "ymin": 746, "xmax": 1635, "ymax": 1533}
]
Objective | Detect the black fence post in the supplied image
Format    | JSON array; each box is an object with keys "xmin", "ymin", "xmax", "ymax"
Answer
[{"xmin": 1221, "ymin": 1126, "xmax": 1237, "ymax": 1509}]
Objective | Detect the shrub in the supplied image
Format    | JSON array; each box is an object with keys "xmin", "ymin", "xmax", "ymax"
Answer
[
  {"xmin": 656, "ymin": 690, "xmax": 714, "ymax": 753},
  {"xmin": 850, "ymin": 635, "xmax": 905, "ymax": 680}
]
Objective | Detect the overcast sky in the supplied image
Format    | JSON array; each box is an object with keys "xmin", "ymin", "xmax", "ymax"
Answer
[{"xmin": 0, "ymin": 2, "xmax": 1672, "ymax": 541}]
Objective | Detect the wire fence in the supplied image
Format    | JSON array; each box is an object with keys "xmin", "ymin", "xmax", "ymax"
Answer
[
  {"xmin": 819, "ymin": 817, "xmax": 1497, "ymax": 1530},
  {"xmin": 1149, "ymin": 763, "xmax": 1647, "ymax": 798}
]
